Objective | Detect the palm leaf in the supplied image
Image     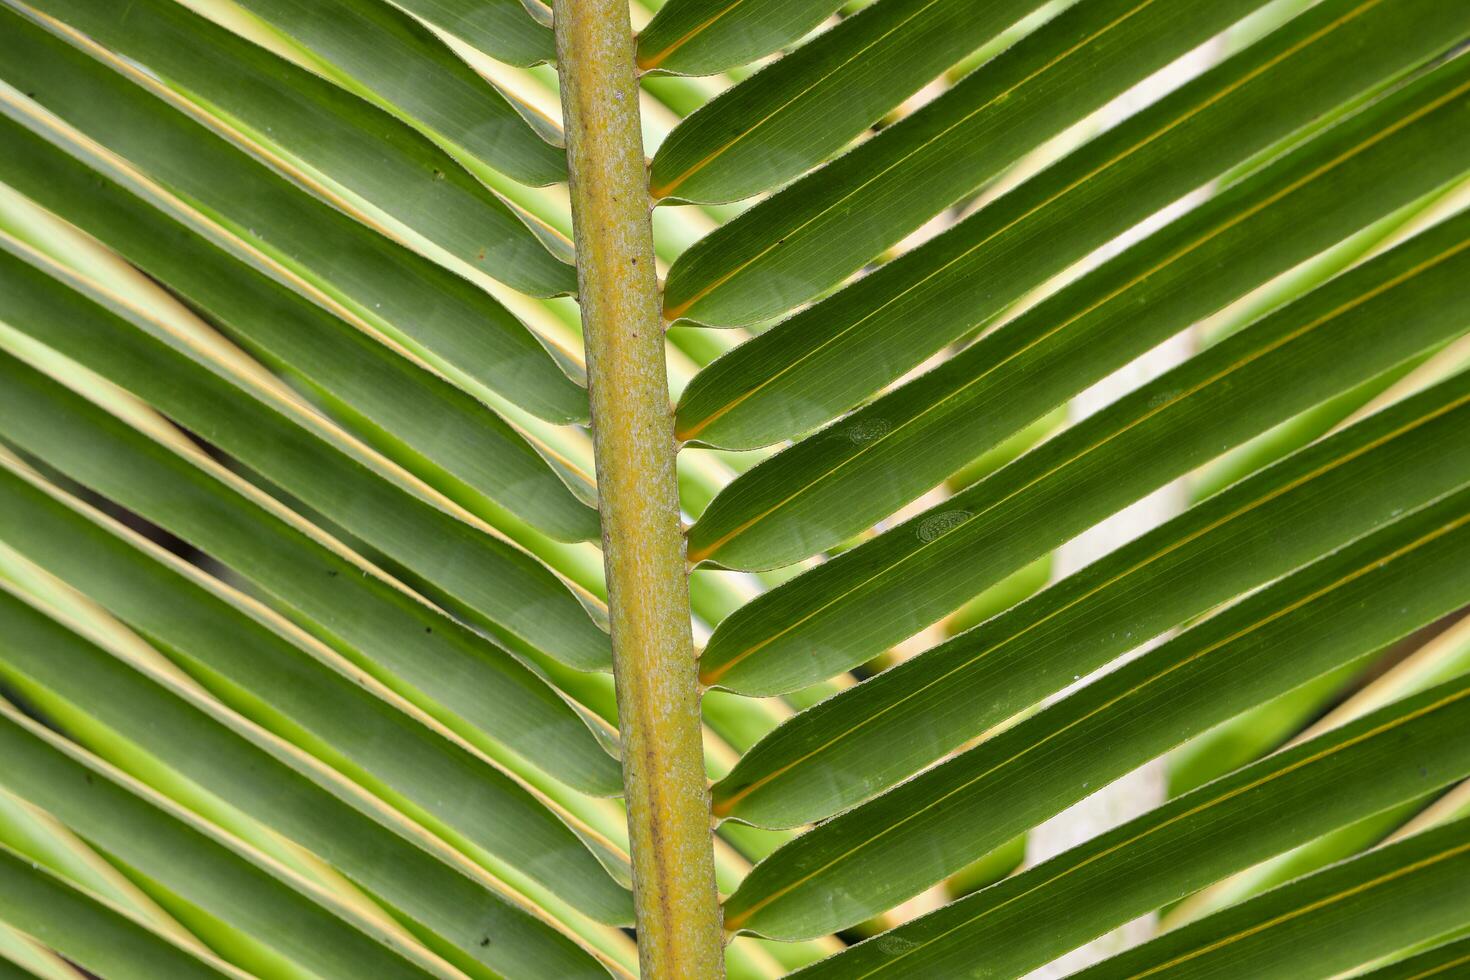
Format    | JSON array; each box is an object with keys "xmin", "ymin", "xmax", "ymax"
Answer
[{"xmin": 2, "ymin": 0, "xmax": 1467, "ymax": 976}]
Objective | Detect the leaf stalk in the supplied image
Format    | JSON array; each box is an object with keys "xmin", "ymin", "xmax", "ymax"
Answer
[{"xmin": 551, "ymin": 3, "xmax": 726, "ymax": 976}]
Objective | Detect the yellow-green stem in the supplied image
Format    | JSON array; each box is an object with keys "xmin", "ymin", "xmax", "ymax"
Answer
[{"xmin": 551, "ymin": 3, "xmax": 726, "ymax": 977}]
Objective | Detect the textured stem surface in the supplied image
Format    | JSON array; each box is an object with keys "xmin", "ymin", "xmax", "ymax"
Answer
[{"xmin": 551, "ymin": 4, "xmax": 726, "ymax": 977}]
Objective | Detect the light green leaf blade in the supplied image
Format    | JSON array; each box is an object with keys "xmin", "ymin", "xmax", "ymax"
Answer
[
  {"xmin": 0, "ymin": 234, "xmax": 612, "ymax": 671},
  {"xmin": 794, "ymin": 673, "xmax": 1470, "ymax": 978},
  {"xmin": 393, "ymin": 0, "xmax": 555, "ymax": 68},
  {"xmin": 0, "ymin": 844, "xmax": 240, "ymax": 980},
  {"xmin": 223, "ymin": 0, "xmax": 566, "ymax": 185},
  {"xmin": 711, "ymin": 373, "xmax": 1470, "ymax": 827},
  {"xmin": 0, "ymin": 782, "xmax": 199, "ymax": 948},
  {"xmin": 675, "ymin": 34, "xmax": 1470, "ymax": 452},
  {"xmin": 698, "ymin": 215, "xmax": 1470, "ymax": 695},
  {"xmin": 0, "ymin": 11, "xmax": 588, "ymax": 425},
  {"xmin": 0, "ymin": 348, "xmax": 622, "ymax": 797},
  {"xmin": 0, "ymin": 40, "xmax": 595, "ymax": 538},
  {"xmin": 0, "ymin": 461, "xmax": 632, "ymax": 928},
  {"xmin": 723, "ymin": 487, "xmax": 1470, "ymax": 938},
  {"xmin": 15, "ymin": 0, "xmax": 576, "ymax": 296},
  {"xmin": 0, "ymin": 935, "xmax": 82, "ymax": 980},
  {"xmin": 0, "ymin": 949, "xmax": 42, "ymax": 980},
  {"xmin": 649, "ymin": 0, "xmax": 1048, "ymax": 203},
  {"xmin": 0, "ymin": 583, "xmax": 635, "ymax": 950},
  {"xmin": 0, "ymin": 705, "xmax": 455, "ymax": 980},
  {"xmin": 1070, "ymin": 817, "xmax": 1470, "ymax": 980},
  {"xmin": 104, "ymin": 864, "xmax": 324, "ymax": 980},
  {"xmin": 636, "ymin": 0, "xmax": 846, "ymax": 76}
]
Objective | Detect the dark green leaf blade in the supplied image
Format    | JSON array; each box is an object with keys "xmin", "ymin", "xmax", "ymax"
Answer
[
  {"xmin": 17, "ymin": 0, "xmax": 577, "ymax": 296},
  {"xmin": 1354, "ymin": 936, "xmax": 1470, "ymax": 979},
  {"xmin": 724, "ymin": 487, "xmax": 1470, "ymax": 938},
  {"xmin": 1070, "ymin": 817, "xmax": 1470, "ymax": 980},
  {"xmin": 636, "ymin": 0, "xmax": 846, "ymax": 76},
  {"xmin": 0, "ymin": 69, "xmax": 595, "ymax": 541},
  {"xmin": 794, "ymin": 674, "xmax": 1470, "ymax": 978},
  {"xmin": 692, "ymin": 194, "xmax": 1470, "ymax": 577},
  {"xmin": 666, "ymin": 0, "xmax": 1328, "ymax": 326},
  {"xmin": 698, "ymin": 214, "xmax": 1470, "ymax": 696},
  {"xmin": 649, "ymin": 0, "xmax": 1048, "ymax": 203},
  {"xmin": 712, "ymin": 372, "xmax": 1470, "ymax": 826},
  {"xmin": 675, "ymin": 35, "xmax": 1470, "ymax": 452}
]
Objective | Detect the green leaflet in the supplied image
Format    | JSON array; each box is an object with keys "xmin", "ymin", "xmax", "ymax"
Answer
[
  {"xmin": 0, "ymin": 953, "xmax": 38, "ymax": 980},
  {"xmin": 223, "ymin": 0, "xmax": 566, "ymax": 185},
  {"xmin": 107, "ymin": 873, "xmax": 320, "ymax": 980},
  {"xmin": 0, "ymin": 236, "xmax": 612, "ymax": 672},
  {"xmin": 1070, "ymin": 817, "xmax": 1470, "ymax": 979},
  {"xmin": 0, "ymin": 26, "xmax": 596, "ymax": 538},
  {"xmin": 0, "ymin": 465, "xmax": 632, "ymax": 928},
  {"xmin": 0, "ymin": 10, "xmax": 587, "ymax": 425},
  {"xmin": 649, "ymin": 0, "xmax": 1047, "ymax": 203},
  {"xmin": 391, "ymin": 0, "xmax": 555, "ymax": 68},
  {"xmin": 1355, "ymin": 936, "xmax": 1470, "ymax": 979},
  {"xmin": 1166, "ymin": 661, "xmax": 1365, "ymax": 798},
  {"xmin": 5, "ymin": 0, "xmax": 1465, "ymax": 970},
  {"xmin": 691, "ymin": 177, "xmax": 1470, "ymax": 574},
  {"xmin": 1189, "ymin": 353, "xmax": 1427, "ymax": 505},
  {"xmin": 0, "ymin": 586, "xmax": 634, "ymax": 954},
  {"xmin": 12, "ymin": 0, "xmax": 576, "ymax": 296},
  {"xmin": 0, "ymin": 930, "xmax": 75, "ymax": 980},
  {"xmin": 1189, "ymin": 795, "xmax": 1435, "ymax": 926},
  {"xmin": 0, "ymin": 351, "xmax": 621, "ymax": 797},
  {"xmin": 0, "ymin": 706, "xmax": 450, "ymax": 980},
  {"xmin": 723, "ymin": 486, "xmax": 1470, "ymax": 938},
  {"xmin": 0, "ymin": 767, "xmax": 313, "ymax": 977},
  {"xmin": 666, "ymin": 0, "xmax": 1296, "ymax": 325},
  {"xmin": 0, "ymin": 782, "xmax": 187, "ymax": 938},
  {"xmin": 636, "ymin": 0, "xmax": 847, "ymax": 76},
  {"xmin": 675, "ymin": 27, "xmax": 1470, "ymax": 452},
  {"xmin": 0, "ymin": 952, "xmax": 62, "ymax": 980},
  {"xmin": 1168, "ymin": 619, "xmax": 1470, "ymax": 924},
  {"xmin": 794, "ymin": 673, "xmax": 1470, "ymax": 978},
  {"xmin": 710, "ymin": 372, "xmax": 1470, "ymax": 826},
  {"xmin": 0, "ymin": 845, "xmax": 238, "ymax": 980},
  {"xmin": 1174, "ymin": 186, "xmax": 1468, "ymax": 504},
  {"xmin": 698, "ymin": 213, "xmax": 1470, "ymax": 696}
]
